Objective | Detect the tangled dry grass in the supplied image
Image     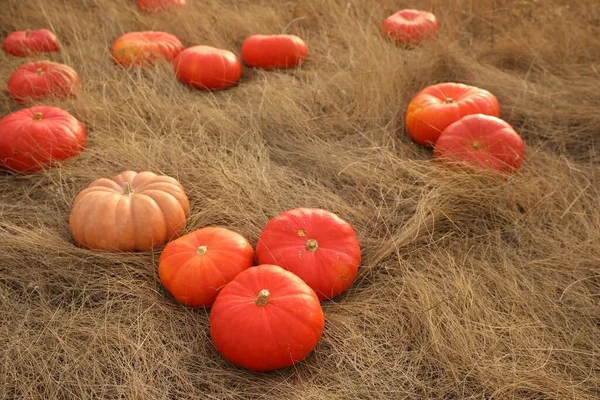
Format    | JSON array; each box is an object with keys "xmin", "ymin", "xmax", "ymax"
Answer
[{"xmin": 1, "ymin": 0, "xmax": 599, "ymax": 398}]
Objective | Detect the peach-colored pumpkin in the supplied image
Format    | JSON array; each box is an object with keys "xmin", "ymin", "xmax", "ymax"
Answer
[{"xmin": 69, "ymin": 170, "xmax": 190, "ymax": 252}]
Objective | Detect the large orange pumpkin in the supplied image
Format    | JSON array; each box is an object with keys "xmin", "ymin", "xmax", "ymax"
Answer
[
  {"xmin": 69, "ymin": 171, "xmax": 190, "ymax": 252},
  {"xmin": 209, "ymin": 264, "xmax": 325, "ymax": 372},
  {"xmin": 7, "ymin": 61, "xmax": 80, "ymax": 104},
  {"xmin": 405, "ymin": 82, "xmax": 500, "ymax": 147},
  {"xmin": 111, "ymin": 31, "xmax": 184, "ymax": 67},
  {"xmin": 159, "ymin": 226, "xmax": 255, "ymax": 307}
]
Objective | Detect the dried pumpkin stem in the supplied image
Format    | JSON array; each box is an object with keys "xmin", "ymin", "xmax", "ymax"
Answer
[
  {"xmin": 32, "ymin": 113, "xmax": 43, "ymax": 120},
  {"xmin": 444, "ymin": 98, "xmax": 454, "ymax": 104},
  {"xmin": 255, "ymin": 289, "xmax": 270, "ymax": 307},
  {"xmin": 306, "ymin": 238, "xmax": 319, "ymax": 252},
  {"xmin": 25, "ymin": 30, "xmax": 31, "ymax": 38},
  {"xmin": 35, "ymin": 68, "xmax": 44, "ymax": 75},
  {"xmin": 197, "ymin": 245, "xmax": 207, "ymax": 256},
  {"xmin": 123, "ymin": 182, "xmax": 134, "ymax": 196}
]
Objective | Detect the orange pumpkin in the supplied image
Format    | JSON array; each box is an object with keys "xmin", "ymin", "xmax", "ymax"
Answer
[
  {"xmin": 209, "ymin": 264, "xmax": 325, "ymax": 372},
  {"xmin": 159, "ymin": 227, "xmax": 255, "ymax": 307},
  {"xmin": 173, "ymin": 45, "xmax": 242, "ymax": 91},
  {"xmin": 111, "ymin": 31, "xmax": 184, "ymax": 68},
  {"xmin": 69, "ymin": 171, "xmax": 190, "ymax": 252},
  {"xmin": 405, "ymin": 82, "xmax": 500, "ymax": 147},
  {"xmin": 382, "ymin": 9, "xmax": 439, "ymax": 45},
  {"xmin": 2, "ymin": 29, "xmax": 60, "ymax": 57},
  {"xmin": 7, "ymin": 61, "xmax": 80, "ymax": 104},
  {"xmin": 241, "ymin": 34, "xmax": 308, "ymax": 70},
  {"xmin": 136, "ymin": 0, "xmax": 185, "ymax": 13}
]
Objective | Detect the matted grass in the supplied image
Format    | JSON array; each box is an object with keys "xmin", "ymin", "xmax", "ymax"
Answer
[{"xmin": 1, "ymin": 0, "xmax": 599, "ymax": 398}]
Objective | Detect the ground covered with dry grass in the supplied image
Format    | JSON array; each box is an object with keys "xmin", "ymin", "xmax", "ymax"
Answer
[{"xmin": 1, "ymin": 0, "xmax": 599, "ymax": 398}]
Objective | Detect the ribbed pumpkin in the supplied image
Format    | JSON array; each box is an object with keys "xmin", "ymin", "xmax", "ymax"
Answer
[
  {"xmin": 159, "ymin": 226, "xmax": 255, "ymax": 307},
  {"xmin": 382, "ymin": 9, "xmax": 440, "ymax": 45},
  {"xmin": 434, "ymin": 114, "xmax": 526, "ymax": 174},
  {"xmin": 2, "ymin": 29, "xmax": 60, "ymax": 57},
  {"xmin": 111, "ymin": 31, "xmax": 184, "ymax": 67},
  {"xmin": 256, "ymin": 208, "xmax": 361, "ymax": 301},
  {"xmin": 0, "ymin": 106, "xmax": 86, "ymax": 173},
  {"xmin": 210, "ymin": 264, "xmax": 325, "ymax": 372},
  {"xmin": 405, "ymin": 82, "xmax": 500, "ymax": 147},
  {"xmin": 173, "ymin": 45, "xmax": 242, "ymax": 91},
  {"xmin": 69, "ymin": 171, "xmax": 190, "ymax": 252},
  {"xmin": 7, "ymin": 61, "xmax": 80, "ymax": 104}
]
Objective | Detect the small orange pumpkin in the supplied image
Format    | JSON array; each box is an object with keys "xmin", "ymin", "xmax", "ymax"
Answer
[
  {"xmin": 69, "ymin": 171, "xmax": 190, "ymax": 252},
  {"xmin": 159, "ymin": 226, "xmax": 255, "ymax": 307}
]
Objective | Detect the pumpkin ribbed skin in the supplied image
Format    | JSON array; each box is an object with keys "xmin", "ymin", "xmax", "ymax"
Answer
[
  {"xmin": 0, "ymin": 106, "xmax": 86, "ymax": 173},
  {"xmin": 256, "ymin": 208, "xmax": 361, "ymax": 301},
  {"xmin": 382, "ymin": 9, "xmax": 439, "ymax": 45},
  {"xmin": 174, "ymin": 45, "xmax": 242, "ymax": 91},
  {"xmin": 405, "ymin": 82, "xmax": 500, "ymax": 147},
  {"xmin": 7, "ymin": 61, "xmax": 80, "ymax": 104},
  {"xmin": 2, "ymin": 29, "xmax": 60, "ymax": 57},
  {"xmin": 159, "ymin": 226, "xmax": 255, "ymax": 307},
  {"xmin": 209, "ymin": 264, "xmax": 325, "ymax": 372},
  {"xmin": 434, "ymin": 114, "xmax": 526, "ymax": 173},
  {"xmin": 69, "ymin": 171, "xmax": 190, "ymax": 252},
  {"xmin": 111, "ymin": 31, "xmax": 184, "ymax": 67}
]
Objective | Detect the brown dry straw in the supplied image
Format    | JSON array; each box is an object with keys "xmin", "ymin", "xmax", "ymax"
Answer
[{"xmin": 1, "ymin": 0, "xmax": 599, "ymax": 399}]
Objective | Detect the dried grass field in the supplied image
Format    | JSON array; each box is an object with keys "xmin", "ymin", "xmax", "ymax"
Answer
[{"xmin": 1, "ymin": 0, "xmax": 599, "ymax": 399}]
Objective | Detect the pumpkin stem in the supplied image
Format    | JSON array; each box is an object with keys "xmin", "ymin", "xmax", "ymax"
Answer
[
  {"xmin": 35, "ymin": 68, "xmax": 44, "ymax": 75},
  {"xmin": 306, "ymin": 238, "xmax": 319, "ymax": 252},
  {"xmin": 444, "ymin": 97, "xmax": 454, "ymax": 104},
  {"xmin": 255, "ymin": 289, "xmax": 270, "ymax": 307},
  {"xmin": 25, "ymin": 30, "xmax": 31, "ymax": 38},
  {"xmin": 32, "ymin": 113, "xmax": 43, "ymax": 120},
  {"xmin": 123, "ymin": 182, "xmax": 134, "ymax": 196},
  {"xmin": 472, "ymin": 140, "xmax": 481, "ymax": 150},
  {"xmin": 197, "ymin": 245, "xmax": 207, "ymax": 256}
]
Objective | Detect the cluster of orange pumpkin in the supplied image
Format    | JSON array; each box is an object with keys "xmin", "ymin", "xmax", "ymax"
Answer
[
  {"xmin": 405, "ymin": 82, "xmax": 526, "ymax": 174},
  {"xmin": 0, "ymin": 20, "xmax": 309, "ymax": 174},
  {"xmin": 70, "ymin": 170, "xmax": 362, "ymax": 373},
  {"xmin": 0, "ymin": 3, "xmax": 526, "ymax": 372}
]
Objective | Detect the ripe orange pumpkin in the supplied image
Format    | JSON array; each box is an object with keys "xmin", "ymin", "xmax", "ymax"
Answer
[
  {"xmin": 241, "ymin": 34, "xmax": 308, "ymax": 70},
  {"xmin": 2, "ymin": 29, "xmax": 59, "ymax": 57},
  {"xmin": 434, "ymin": 114, "xmax": 526, "ymax": 173},
  {"xmin": 174, "ymin": 45, "xmax": 242, "ymax": 91},
  {"xmin": 136, "ymin": 0, "xmax": 185, "ymax": 13},
  {"xmin": 256, "ymin": 208, "xmax": 361, "ymax": 301},
  {"xmin": 405, "ymin": 82, "xmax": 500, "ymax": 147},
  {"xmin": 69, "ymin": 171, "xmax": 190, "ymax": 252},
  {"xmin": 159, "ymin": 227, "xmax": 255, "ymax": 307},
  {"xmin": 7, "ymin": 61, "xmax": 80, "ymax": 104},
  {"xmin": 111, "ymin": 31, "xmax": 184, "ymax": 68},
  {"xmin": 210, "ymin": 264, "xmax": 325, "ymax": 372},
  {"xmin": 0, "ymin": 106, "xmax": 86, "ymax": 173},
  {"xmin": 382, "ymin": 9, "xmax": 439, "ymax": 45}
]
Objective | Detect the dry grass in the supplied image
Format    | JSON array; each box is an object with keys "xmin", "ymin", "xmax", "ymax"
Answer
[{"xmin": 1, "ymin": 0, "xmax": 599, "ymax": 398}]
